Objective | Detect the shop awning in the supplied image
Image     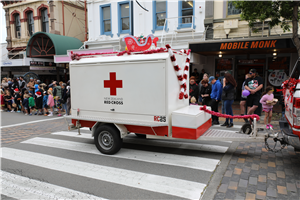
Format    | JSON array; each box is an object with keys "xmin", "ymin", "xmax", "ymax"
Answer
[{"xmin": 26, "ymin": 32, "xmax": 83, "ymax": 58}]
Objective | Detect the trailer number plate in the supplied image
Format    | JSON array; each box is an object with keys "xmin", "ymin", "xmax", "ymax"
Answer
[{"xmin": 154, "ymin": 116, "xmax": 166, "ymax": 122}]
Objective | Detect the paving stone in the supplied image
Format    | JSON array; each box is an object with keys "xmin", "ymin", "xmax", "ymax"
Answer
[
  {"xmin": 286, "ymin": 182, "xmax": 297, "ymax": 193},
  {"xmin": 296, "ymin": 180, "xmax": 300, "ymax": 189},
  {"xmin": 214, "ymin": 192, "xmax": 226, "ymax": 200},
  {"xmin": 260, "ymin": 163, "xmax": 268, "ymax": 169},
  {"xmin": 218, "ymin": 184, "xmax": 228, "ymax": 193},
  {"xmin": 276, "ymin": 177, "xmax": 286, "ymax": 187},
  {"xmin": 231, "ymin": 174, "xmax": 241, "ymax": 182},
  {"xmin": 251, "ymin": 163, "xmax": 259, "ymax": 170},
  {"xmin": 258, "ymin": 175, "xmax": 267, "ymax": 183},
  {"xmin": 287, "ymin": 191, "xmax": 300, "ymax": 200},
  {"xmin": 246, "ymin": 184, "xmax": 257, "ymax": 194},
  {"xmin": 267, "ymin": 173, "xmax": 276, "ymax": 181},
  {"xmin": 283, "ymin": 159, "xmax": 292, "ymax": 164},
  {"xmin": 249, "ymin": 177, "xmax": 257, "ymax": 185},
  {"xmin": 250, "ymin": 170, "xmax": 259, "ymax": 177},
  {"xmin": 224, "ymin": 170, "xmax": 233, "ymax": 177},
  {"xmin": 234, "ymin": 193, "xmax": 245, "ymax": 200},
  {"xmin": 266, "ymin": 187, "xmax": 277, "ymax": 198},
  {"xmin": 284, "ymin": 168, "xmax": 294, "ymax": 176},
  {"xmin": 257, "ymin": 182, "xmax": 267, "ymax": 191},
  {"xmin": 234, "ymin": 168, "xmax": 242, "ymax": 175},
  {"xmin": 256, "ymin": 190, "xmax": 267, "ymax": 200},
  {"xmin": 238, "ymin": 158, "xmax": 245, "ymax": 163},
  {"xmin": 221, "ymin": 176, "xmax": 231, "ymax": 184},
  {"xmin": 267, "ymin": 161, "xmax": 276, "ymax": 168},
  {"xmin": 238, "ymin": 179, "xmax": 248, "ymax": 188},
  {"xmin": 285, "ymin": 175, "xmax": 296, "ymax": 183},
  {"xmin": 276, "ymin": 171, "xmax": 286, "ymax": 179},
  {"xmin": 240, "ymin": 172, "xmax": 249, "ymax": 180},
  {"xmin": 259, "ymin": 168, "xmax": 268, "ymax": 175},
  {"xmin": 230, "ymin": 160, "xmax": 237, "ymax": 165},
  {"xmin": 225, "ymin": 189, "xmax": 236, "ymax": 199},
  {"xmin": 245, "ymin": 192, "xmax": 256, "ymax": 200},
  {"xmin": 267, "ymin": 167, "xmax": 277, "ymax": 173},
  {"xmin": 277, "ymin": 185, "xmax": 287, "ymax": 195},
  {"xmin": 237, "ymin": 186, "xmax": 247, "ymax": 194},
  {"xmin": 228, "ymin": 181, "xmax": 238, "ymax": 190}
]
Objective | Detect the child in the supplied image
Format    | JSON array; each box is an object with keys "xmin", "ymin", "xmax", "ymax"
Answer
[
  {"xmin": 1, "ymin": 90, "xmax": 4, "ymax": 111},
  {"xmin": 28, "ymin": 93, "xmax": 35, "ymax": 116},
  {"xmin": 35, "ymin": 91, "xmax": 43, "ymax": 115},
  {"xmin": 260, "ymin": 86, "xmax": 275, "ymax": 129},
  {"xmin": 190, "ymin": 96, "xmax": 198, "ymax": 105},
  {"xmin": 56, "ymin": 96, "xmax": 62, "ymax": 116},
  {"xmin": 4, "ymin": 90, "xmax": 12, "ymax": 112},
  {"xmin": 47, "ymin": 90, "xmax": 54, "ymax": 116},
  {"xmin": 43, "ymin": 91, "xmax": 49, "ymax": 116},
  {"xmin": 14, "ymin": 88, "xmax": 22, "ymax": 112},
  {"xmin": 22, "ymin": 94, "xmax": 29, "ymax": 115}
]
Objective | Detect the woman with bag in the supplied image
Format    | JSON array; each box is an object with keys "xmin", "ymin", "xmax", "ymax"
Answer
[{"xmin": 221, "ymin": 73, "xmax": 237, "ymax": 128}]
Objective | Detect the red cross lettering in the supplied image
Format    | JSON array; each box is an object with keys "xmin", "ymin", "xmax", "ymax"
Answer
[{"xmin": 104, "ymin": 72, "xmax": 123, "ymax": 96}]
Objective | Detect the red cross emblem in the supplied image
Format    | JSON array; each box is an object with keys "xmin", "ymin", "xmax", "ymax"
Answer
[{"xmin": 104, "ymin": 72, "xmax": 123, "ymax": 96}]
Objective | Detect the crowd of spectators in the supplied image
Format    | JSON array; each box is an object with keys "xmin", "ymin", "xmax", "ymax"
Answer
[
  {"xmin": 189, "ymin": 68, "xmax": 263, "ymax": 128},
  {"xmin": 1, "ymin": 77, "xmax": 71, "ymax": 117}
]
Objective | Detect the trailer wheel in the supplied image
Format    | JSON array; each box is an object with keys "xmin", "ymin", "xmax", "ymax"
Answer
[
  {"xmin": 135, "ymin": 133, "xmax": 146, "ymax": 138},
  {"xmin": 94, "ymin": 125, "xmax": 123, "ymax": 155},
  {"xmin": 242, "ymin": 123, "xmax": 252, "ymax": 135}
]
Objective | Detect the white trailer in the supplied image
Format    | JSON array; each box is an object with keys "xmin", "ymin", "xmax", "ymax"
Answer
[{"xmin": 66, "ymin": 51, "xmax": 266, "ymax": 154}]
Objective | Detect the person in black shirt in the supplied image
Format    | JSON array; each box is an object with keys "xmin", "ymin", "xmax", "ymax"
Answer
[
  {"xmin": 189, "ymin": 76, "xmax": 199, "ymax": 103},
  {"xmin": 199, "ymin": 79, "xmax": 211, "ymax": 106},
  {"xmin": 245, "ymin": 69, "xmax": 263, "ymax": 118}
]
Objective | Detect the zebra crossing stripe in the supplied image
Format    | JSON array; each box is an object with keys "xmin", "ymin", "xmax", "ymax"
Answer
[
  {"xmin": 52, "ymin": 131, "xmax": 230, "ymax": 153},
  {"xmin": 1, "ymin": 171, "xmax": 107, "ymax": 200},
  {"xmin": 22, "ymin": 137, "xmax": 220, "ymax": 172},
  {"xmin": 1, "ymin": 148, "xmax": 205, "ymax": 199}
]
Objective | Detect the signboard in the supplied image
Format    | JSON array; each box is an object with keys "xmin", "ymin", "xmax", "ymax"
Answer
[
  {"xmin": 2, "ymin": 61, "xmax": 12, "ymax": 66},
  {"xmin": 220, "ymin": 40, "xmax": 277, "ymax": 50},
  {"xmin": 268, "ymin": 70, "xmax": 287, "ymax": 87},
  {"xmin": 1, "ymin": 67, "xmax": 29, "ymax": 72},
  {"xmin": 30, "ymin": 66, "xmax": 56, "ymax": 70},
  {"xmin": 30, "ymin": 61, "xmax": 56, "ymax": 66}
]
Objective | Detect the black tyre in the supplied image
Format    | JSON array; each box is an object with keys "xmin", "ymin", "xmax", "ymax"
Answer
[
  {"xmin": 242, "ymin": 123, "xmax": 252, "ymax": 135},
  {"xmin": 94, "ymin": 124, "xmax": 123, "ymax": 155},
  {"xmin": 135, "ymin": 133, "xmax": 146, "ymax": 138}
]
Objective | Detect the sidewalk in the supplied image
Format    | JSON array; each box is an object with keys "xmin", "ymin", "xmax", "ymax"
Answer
[{"xmin": 212, "ymin": 121, "xmax": 300, "ymax": 200}]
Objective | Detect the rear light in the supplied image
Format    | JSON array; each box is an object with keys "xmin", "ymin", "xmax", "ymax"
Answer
[{"xmin": 293, "ymin": 98, "xmax": 300, "ymax": 128}]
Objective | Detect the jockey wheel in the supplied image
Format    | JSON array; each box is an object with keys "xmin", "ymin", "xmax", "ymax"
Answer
[{"xmin": 242, "ymin": 123, "xmax": 252, "ymax": 135}]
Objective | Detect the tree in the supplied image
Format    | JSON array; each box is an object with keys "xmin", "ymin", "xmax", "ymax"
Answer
[{"xmin": 233, "ymin": 1, "xmax": 300, "ymax": 57}]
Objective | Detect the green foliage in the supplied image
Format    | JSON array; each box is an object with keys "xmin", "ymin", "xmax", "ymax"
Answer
[{"xmin": 232, "ymin": 1, "xmax": 298, "ymax": 33}]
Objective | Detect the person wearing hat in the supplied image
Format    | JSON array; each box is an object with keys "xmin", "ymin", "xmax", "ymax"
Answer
[
  {"xmin": 13, "ymin": 88, "xmax": 22, "ymax": 112},
  {"xmin": 244, "ymin": 69, "xmax": 263, "ymax": 122},
  {"xmin": 27, "ymin": 77, "xmax": 35, "ymax": 97},
  {"xmin": 189, "ymin": 76, "xmax": 199, "ymax": 103},
  {"xmin": 209, "ymin": 76, "xmax": 223, "ymax": 125}
]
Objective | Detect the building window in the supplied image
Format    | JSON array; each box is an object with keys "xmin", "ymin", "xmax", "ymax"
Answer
[
  {"xmin": 15, "ymin": 14, "xmax": 21, "ymax": 38},
  {"xmin": 227, "ymin": 2, "xmax": 241, "ymax": 15},
  {"xmin": 154, "ymin": 0, "xmax": 167, "ymax": 29},
  {"xmin": 27, "ymin": 11, "xmax": 34, "ymax": 36},
  {"xmin": 41, "ymin": 9, "xmax": 49, "ymax": 33},
  {"xmin": 100, "ymin": 4, "xmax": 112, "ymax": 36},
  {"xmin": 118, "ymin": 1, "xmax": 131, "ymax": 36},
  {"xmin": 178, "ymin": 1, "xmax": 194, "ymax": 29}
]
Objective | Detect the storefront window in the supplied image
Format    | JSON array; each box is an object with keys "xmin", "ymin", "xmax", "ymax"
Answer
[{"xmin": 267, "ymin": 57, "xmax": 289, "ymax": 88}]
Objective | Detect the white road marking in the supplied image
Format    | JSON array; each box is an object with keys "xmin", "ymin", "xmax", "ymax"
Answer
[
  {"xmin": 22, "ymin": 137, "xmax": 221, "ymax": 172},
  {"xmin": 52, "ymin": 131, "xmax": 230, "ymax": 153},
  {"xmin": 1, "ymin": 148, "xmax": 205, "ymax": 200},
  {"xmin": 1, "ymin": 171, "xmax": 106, "ymax": 200},
  {"xmin": 0, "ymin": 117, "xmax": 62, "ymax": 129}
]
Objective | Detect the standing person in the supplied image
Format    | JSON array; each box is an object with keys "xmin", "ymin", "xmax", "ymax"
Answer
[
  {"xmin": 209, "ymin": 76, "xmax": 223, "ymax": 125},
  {"xmin": 198, "ymin": 73, "xmax": 209, "ymax": 105},
  {"xmin": 28, "ymin": 93, "xmax": 35, "ymax": 116},
  {"xmin": 245, "ymin": 69, "xmax": 263, "ymax": 123},
  {"xmin": 221, "ymin": 73, "xmax": 237, "ymax": 128},
  {"xmin": 1, "ymin": 90, "xmax": 4, "ymax": 111},
  {"xmin": 4, "ymin": 90, "xmax": 13, "ymax": 112},
  {"xmin": 189, "ymin": 76, "xmax": 199, "ymax": 103},
  {"xmin": 200, "ymin": 79, "xmax": 212, "ymax": 106},
  {"xmin": 53, "ymin": 81, "xmax": 62, "ymax": 99},
  {"xmin": 35, "ymin": 91, "xmax": 43, "ymax": 115},
  {"xmin": 260, "ymin": 86, "xmax": 275, "ymax": 129},
  {"xmin": 43, "ymin": 91, "xmax": 49, "ymax": 116},
  {"xmin": 240, "ymin": 74, "xmax": 251, "ymax": 122},
  {"xmin": 47, "ymin": 90, "xmax": 55, "ymax": 116},
  {"xmin": 66, "ymin": 84, "xmax": 71, "ymax": 115},
  {"xmin": 19, "ymin": 76, "xmax": 27, "ymax": 94},
  {"xmin": 22, "ymin": 94, "xmax": 29, "ymax": 115},
  {"xmin": 13, "ymin": 88, "xmax": 22, "ymax": 112},
  {"xmin": 61, "ymin": 83, "xmax": 68, "ymax": 115},
  {"xmin": 11, "ymin": 78, "xmax": 19, "ymax": 91},
  {"xmin": 27, "ymin": 77, "xmax": 35, "ymax": 97}
]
